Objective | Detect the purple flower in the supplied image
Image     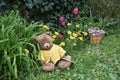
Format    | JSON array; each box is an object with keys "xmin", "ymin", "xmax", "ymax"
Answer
[
  {"xmin": 88, "ymin": 29, "xmax": 95, "ymax": 34},
  {"xmin": 88, "ymin": 29, "xmax": 105, "ymax": 35}
]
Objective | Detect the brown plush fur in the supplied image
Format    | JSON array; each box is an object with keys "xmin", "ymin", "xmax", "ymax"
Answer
[{"xmin": 32, "ymin": 32, "xmax": 72, "ymax": 71}]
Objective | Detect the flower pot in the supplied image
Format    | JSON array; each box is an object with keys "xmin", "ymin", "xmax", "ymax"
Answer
[{"xmin": 89, "ymin": 34, "xmax": 104, "ymax": 44}]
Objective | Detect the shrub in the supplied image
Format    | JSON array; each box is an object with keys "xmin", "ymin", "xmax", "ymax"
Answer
[
  {"xmin": 0, "ymin": 11, "xmax": 44, "ymax": 79},
  {"xmin": 0, "ymin": 0, "xmax": 82, "ymax": 29},
  {"xmin": 85, "ymin": 0, "xmax": 120, "ymax": 18}
]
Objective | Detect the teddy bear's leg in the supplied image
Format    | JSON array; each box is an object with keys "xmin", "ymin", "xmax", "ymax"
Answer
[
  {"xmin": 57, "ymin": 55, "xmax": 72, "ymax": 69},
  {"xmin": 42, "ymin": 62, "xmax": 55, "ymax": 71}
]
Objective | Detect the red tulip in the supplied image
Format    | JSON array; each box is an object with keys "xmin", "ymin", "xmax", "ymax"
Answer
[
  {"xmin": 59, "ymin": 16, "xmax": 64, "ymax": 22},
  {"xmin": 73, "ymin": 7, "xmax": 79, "ymax": 15},
  {"xmin": 61, "ymin": 21, "xmax": 66, "ymax": 26},
  {"xmin": 59, "ymin": 34, "xmax": 63, "ymax": 39}
]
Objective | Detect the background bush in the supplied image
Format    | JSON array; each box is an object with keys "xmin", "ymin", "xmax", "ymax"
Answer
[
  {"xmin": 85, "ymin": 0, "xmax": 120, "ymax": 18},
  {"xmin": 0, "ymin": 0, "xmax": 82, "ymax": 29}
]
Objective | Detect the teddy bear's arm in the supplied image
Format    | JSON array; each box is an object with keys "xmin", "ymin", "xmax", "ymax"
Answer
[{"xmin": 58, "ymin": 46, "xmax": 66, "ymax": 58}]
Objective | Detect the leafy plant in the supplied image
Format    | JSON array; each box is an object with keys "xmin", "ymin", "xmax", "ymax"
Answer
[
  {"xmin": 0, "ymin": 0, "xmax": 82, "ymax": 29},
  {"xmin": 0, "ymin": 11, "xmax": 44, "ymax": 79}
]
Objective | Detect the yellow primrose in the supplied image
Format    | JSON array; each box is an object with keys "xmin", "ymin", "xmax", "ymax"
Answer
[
  {"xmin": 67, "ymin": 31, "xmax": 72, "ymax": 35},
  {"xmin": 79, "ymin": 37, "xmax": 83, "ymax": 41},
  {"xmin": 52, "ymin": 38, "xmax": 55, "ymax": 41},
  {"xmin": 67, "ymin": 23, "xmax": 72, "ymax": 26},
  {"xmin": 73, "ymin": 33, "xmax": 77, "ymax": 37},
  {"xmin": 52, "ymin": 35, "xmax": 57, "ymax": 39},
  {"xmin": 43, "ymin": 25, "xmax": 49, "ymax": 30},
  {"xmin": 73, "ymin": 43, "xmax": 77, "ymax": 46},
  {"xmin": 77, "ymin": 31, "xmax": 81, "ymax": 35},
  {"xmin": 24, "ymin": 49, "xmax": 29, "ymax": 54},
  {"xmin": 59, "ymin": 42, "xmax": 65, "ymax": 46},
  {"xmin": 75, "ymin": 25, "xmax": 80, "ymax": 28},
  {"xmin": 82, "ymin": 31, "xmax": 88, "ymax": 36},
  {"xmin": 54, "ymin": 32, "xmax": 59, "ymax": 35},
  {"xmin": 70, "ymin": 36, "xmax": 75, "ymax": 40}
]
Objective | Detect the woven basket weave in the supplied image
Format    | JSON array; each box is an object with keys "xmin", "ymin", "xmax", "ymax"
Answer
[{"xmin": 89, "ymin": 35, "xmax": 104, "ymax": 44}]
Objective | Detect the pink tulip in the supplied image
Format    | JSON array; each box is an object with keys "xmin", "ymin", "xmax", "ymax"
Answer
[
  {"xmin": 59, "ymin": 34, "xmax": 63, "ymax": 39},
  {"xmin": 61, "ymin": 21, "xmax": 66, "ymax": 26},
  {"xmin": 59, "ymin": 16, "xmax": 64, "ymax": 22},
  {"xmin": 73, "ymin": 7, "xmax": 79, "ymax": 15}
]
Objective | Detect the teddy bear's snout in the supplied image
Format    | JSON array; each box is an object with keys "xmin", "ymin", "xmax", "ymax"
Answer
[{"xmin": 44, "ymin": 43, "xmax": 50, "ymax": 49}]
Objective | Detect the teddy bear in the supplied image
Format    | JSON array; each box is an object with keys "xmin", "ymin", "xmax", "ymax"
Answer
[{"xmin": 32, "ymin": 32, "xmax": 72, "ymax": 71}]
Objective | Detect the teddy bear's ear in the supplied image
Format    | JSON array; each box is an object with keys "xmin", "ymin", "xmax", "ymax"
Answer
[{"xmin": 44, "ymin": 31, "xmax": 51, "ymax": 36}]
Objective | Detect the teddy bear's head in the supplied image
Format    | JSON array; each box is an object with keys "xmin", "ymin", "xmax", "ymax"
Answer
[{"xmin": 32, "ymin": 32, "xmax": 53, "ymax": 50}]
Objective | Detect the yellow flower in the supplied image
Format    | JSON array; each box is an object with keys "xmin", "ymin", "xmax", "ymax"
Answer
[
  {"xmin": 24, "ymin": 49, "xmax": 29, "ymax": 54},
  {"xmin": 67, "ymin": 31, "xmax": 72, "ymax": 35},
  {"xmin": 67, "ymin": 23, "xmax": 72, "ymax": 26},
  {"xmin": 52, "ymin": 38, "xmax": 55, "ymax": 41},
  {"xmin": 70, "ymin": 36, "xmax": 75, "ymax": 40},
  {"xmin": 77, "ymin": 31, "xmax": 81, "ymax": 35},
  {"xmin": 52, "ymin": 35, "xmax": 57, "ymax": 39},
  {"xmin": 79, "ymin": 37, "xmax": 83, "ymax": 41},
  {"xmin": 75, "ymin": 25, "xmax": 80, "ymax": 28},
  {"xmin": 73, "ymin": 33, "xmax": 77, "ymax": 37},
  {"xmin": 54, "ymin": 32, "xmax": 59, "ymax": 35},
  {"xmin": 73, "ymin": 43, "xmax": 77, "ymax": 46},
  {"xmin": 59, "ymin": 42, "xmax": 65, "ymax": 46},
  {"xmin": 43, "ymin": 25, "xmax": 49, "ymax": 30},
  {"xmin": 82, "ymin": 31, "xmax": 88, "ymax": 36}
]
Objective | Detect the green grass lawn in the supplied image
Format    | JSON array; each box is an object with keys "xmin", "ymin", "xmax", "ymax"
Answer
[{"xmin": 19, "ymin": 33, "xmax": 120, "ymax": 80}]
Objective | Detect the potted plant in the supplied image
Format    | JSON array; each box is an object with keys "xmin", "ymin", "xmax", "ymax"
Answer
[{"xmin": 88, "ymin": 28, "xmax": 106, "ymax": 44}]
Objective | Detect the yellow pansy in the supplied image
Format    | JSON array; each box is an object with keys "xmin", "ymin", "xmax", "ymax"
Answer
[
  {"xmin": 73, "ymin": 43, "xmax": 77, "ymax": 46},
  {"xmin": 82, "ymin": 31, "xmax": 88, "ymax": 36},
  {"xmin": 43, "ymin": 25, "xmax": 49, "ymax": 30},
  {"xmin": 54, "ymin": 32, "xmax": 59, "ymax": 35},
  {"xmin": 24, "ymin": 49, "xmax": 29, "ymax": 54},
  {"xmin": 67, "ymin": 31, "xmax": 72, "ymax": 35},
  {"xmin": 75, "ymin": 25, "xmax": 80, "ymax": 28},
  {"xmin": 67, "ymin": 23, "xmax": 72, "ymax": 26},
  {"xmin": 79, "ymin": 37, "xmax": 83, "ymax": 41},
  {"xmin": 59, "ymin": 42, "xmax": 65, "ymax": 46},
  {"xmin": 73, "ymin": 33, "xmax": 77, "ymax": 37},
  {"xmin": 52, "ymin": 35, "xmax": 57, "ymax": 39},
  {"xmin": 70, "ymin": 36, "xmax": 75, "ymax": 40}
]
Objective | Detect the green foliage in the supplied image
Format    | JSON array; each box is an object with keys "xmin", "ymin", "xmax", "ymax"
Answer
[
  {"xmin": 86, "ymin": 0, "xmax": 120, "ymax": 18},
  {"xmin": 0, "ymin": 11, "xmax": 44, "ymax": 79},
  {"xmin": 0, "ymin": 0, "xmax": 81, "ymax": 28},
  {"xmin": 17, "ymin": 33, "xmax": 120, "ymax": 80}
]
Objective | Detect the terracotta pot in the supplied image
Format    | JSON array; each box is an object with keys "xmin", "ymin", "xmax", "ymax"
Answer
[{"xmin": 89, "ymin": 34, "xmax": 104, "ymax": 44}]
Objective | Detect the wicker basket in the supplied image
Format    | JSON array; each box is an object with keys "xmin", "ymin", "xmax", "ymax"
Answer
[{"xmin": 89, "ymin": 34, "xmax": 104, "ymax": 44}]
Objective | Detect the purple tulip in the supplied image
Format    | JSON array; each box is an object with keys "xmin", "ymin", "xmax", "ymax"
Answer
[{"xmin": 73, "ymin": 7, "xmax": 79, "ymax": 15}]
